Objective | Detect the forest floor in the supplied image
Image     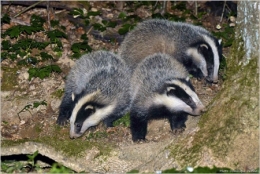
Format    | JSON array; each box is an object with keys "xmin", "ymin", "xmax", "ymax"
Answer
[{"xmin": 1, "ymin": 1, "xmax": 234, "ymax": 173}]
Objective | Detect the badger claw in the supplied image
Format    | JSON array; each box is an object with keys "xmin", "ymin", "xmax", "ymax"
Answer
[
  {"xmin": 172, "ymin": 127, "xmax": 185, "ymax": 135},
  {"xmin": 56, "ymin": 117, "xmax": 69, "ymax": 126}
]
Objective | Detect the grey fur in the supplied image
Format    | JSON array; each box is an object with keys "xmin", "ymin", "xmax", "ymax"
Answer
[
  {"xmin": 57, "ymin": 51, "xmax": 131, "ymax": 138},
  {"xmin": 130, "ymin": 53, "xmax": 205, "ymax": 141},
  {"xmin": 119, "ymin": 19, "xmax": 222, "ymax": 83},
  {"xmin": 131, "ymin": 53, "xmax": 188, "ymax": 106}
]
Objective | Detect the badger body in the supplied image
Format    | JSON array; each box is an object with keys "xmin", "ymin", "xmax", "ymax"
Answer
[
  {"xmin": 130, "ymin": 53, "xmax": 205, "ymax": 141},
  {"xmin": 56, "ymin": 51, "xmax": 131, "ymax": 138},
  {"xmin": 119, "ymin": 19, "xmax": 222, "ymax": 83}
]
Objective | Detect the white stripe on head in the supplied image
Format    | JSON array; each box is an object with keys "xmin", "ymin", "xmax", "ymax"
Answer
[
  {"xmin": 70, "ymin": 90, "xmax": 101, "ymax": 126},
  {"xmin": 81, "ymin": 103, "xmax": 116, "ymax": 131},
  {"xmin": 218, "ymin": 39, "xmax": 222, "ymax": 45},
  {"xmin": 153, "ymin": 94, "xmax": 193, "ymax": 114},
  {"xmin": 186, "ymin": 48, "xmax": 208, "ymax": 77},
  {"xmin": 166, "ymin": 79, "xmax": 204, "ymax": 107},
  {"xmin": 70, "ymin": 103, "xmax": 116, "ymax": 138},
  {"xmin": 71, "ymin": 93, "xmax": 75, "ymax": 101},
  {"xmin": 203, "ymin": 35, "xmax": 220, "ymax": 82}
]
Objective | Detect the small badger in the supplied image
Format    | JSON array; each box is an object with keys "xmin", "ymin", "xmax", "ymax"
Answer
[
  {"xmin": 130, "ymin": 53, "xmax": 205, "ymax": 142},
  {"xmin": 119, "ymin": 19, "xmax": 222, "ymax": 83},
  {"xmin": 56, "ymin": 51, "xmax": 131, "ymax": 138}
]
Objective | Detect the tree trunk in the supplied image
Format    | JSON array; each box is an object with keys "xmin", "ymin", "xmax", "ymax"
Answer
[{"xmin": 170, "ymin": 1, "xmax": 259, "ymax": 171}]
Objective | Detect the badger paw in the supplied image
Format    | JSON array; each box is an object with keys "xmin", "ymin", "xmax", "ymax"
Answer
[
  {"xmin": 172, "ymin": 127, "xmax": 185, "ymax": 135},
  {"xmin": 56, "ymin": 117, "xmax": 69, "ymax": 126}
]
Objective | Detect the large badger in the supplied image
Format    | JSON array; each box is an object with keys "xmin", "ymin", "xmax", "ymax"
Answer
[
  {"xmin": 56, "ymin": 51, "xmax": 131, "ymax": 138},
  {"xmin": 130, "ymin": 53, "xmax": 205, "ymax": 142},
  {"xmin": 119, "ymin": 19, "xmax": 222, "ymax": 83}
]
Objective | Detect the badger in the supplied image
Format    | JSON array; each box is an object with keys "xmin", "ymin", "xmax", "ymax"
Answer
[
  {"xmin": 130, "ymin": 53, "xmax": 205, "ymax": 142},
  {"xmin": 119, "ymin": 19, "xmax": 222, "ymax": 83},
  {"xmin": 56, "ymin": 51, "xmax": 131, "ymax": 138}
]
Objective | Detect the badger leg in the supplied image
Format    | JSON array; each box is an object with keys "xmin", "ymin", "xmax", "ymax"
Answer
[
  {"xmin": 56, "ymin": 97, "xmax": 74, "ymax": 126},
  {"xmin": 130, "ymin": 110, "xmax": 148, "ymax": 142},
  {"xmin": 168, "ymin": 113, "xmax": 188, "ymax": 134}
]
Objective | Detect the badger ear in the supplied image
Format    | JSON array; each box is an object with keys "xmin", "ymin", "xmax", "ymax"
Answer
[
  {"xmin": 218, "ymin": 39, "xmax": 222, "ymax": 45},
  {"xmin": 185, "ymin": 76, "xmax": 190, "ymax": 81},
  {"xmin": 167, "ymin": 86, "xmax": 176, "ymax": 93},
  {"xmin": 72, "ymin": 93, "xmax": 75, "ymax": 101},
  {"xmin": 199, "ymin": 44, "xmax": 208, "ymax": 49},
  {"xmin": 85, "ymin": 105, "xmax": 94, "ymax": 110}
]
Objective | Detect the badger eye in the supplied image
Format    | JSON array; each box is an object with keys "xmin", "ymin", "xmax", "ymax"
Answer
[{"xmin": 75, "ymin": 123, "xmax": 82, "ymax": 128}]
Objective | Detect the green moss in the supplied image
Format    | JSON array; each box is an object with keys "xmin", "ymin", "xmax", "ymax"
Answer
[
  {"xmin": 1, "ymin": 125, "xmax": 113, "ymax": 158},
  {"xmin": 34, "ymin": 124, "xmax": 42, "ymax": 133},
  {"xmin": 127, "ymin": 169, "xmax": 139, "ymax": 173},
  {"xmin": 1, "ymin": 67, "xmax": 19, "ymax": 91},
  {"xmin": 1, "ymin": 139, "xmax": 29, "ymax": 147},
  {"xmin": 169, "ymin": 34, "xmax": 259, "ymax": 168}
]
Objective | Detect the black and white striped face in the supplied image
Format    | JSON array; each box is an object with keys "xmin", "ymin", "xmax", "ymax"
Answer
[
  {"xmin": 153, "ymin": 78, "xmax": 205, "ymax": 116},
  {"xmin": 186, "ymin": 36, "xmax": 222, "ymax": 83},
  {"xmin": 69, "ymin": 91, "xmax": 116, "ymax": 139}
]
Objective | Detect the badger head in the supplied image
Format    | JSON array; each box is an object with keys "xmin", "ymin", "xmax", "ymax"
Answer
[
  {"xmin": 186, "ymin": 36, "xmax": 222, "ymax": 84},
  {"xmin": 152, "ymin": 77, "xmax": 205, "ymax": 116},
  {"xmin": 69, "ymin": 90, "xmax": 116, "ymax": 139}
]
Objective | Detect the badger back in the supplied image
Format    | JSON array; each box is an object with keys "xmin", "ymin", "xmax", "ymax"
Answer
[
  {"xmin": 119, "ymin": 19, "xmax": 222, "ymax": 83},
  {"xmin": 59, "ymin": 51, "xmax": 131, "ymax": 138}
]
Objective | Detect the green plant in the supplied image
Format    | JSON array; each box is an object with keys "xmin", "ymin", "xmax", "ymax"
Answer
[
  {"xmin": 28, "ymin": 65, "xmax": 62, "ymax": 80},
  {"xmin": 1, "ymin": 14, "xmax": 63, "ymax": 79},
  {"xmin": 118, "ymin": 23, "xmax": 136, "ymax": 35},
  {"xmin": 26, "ymin": 151, "xmax": 40, "ymax": 170},
  {"xmin": 17, "ymin": 100, "xmax": 47, "ymax": 120},
  {"xmin": 162, "ymin": 166, "xmax": 259, "ymax": 173},
  {"xmin": 1, "ymin": 160, "xmax": 25, "ymax": 173},
  {"xmin": 49, "ymin": 163, "xmax": 73, "ymax": 173},
  {"xmin": 113, "ymin": 113, "xmax": 130, "ymax": 127},
  {"xmin": 2, "ymin": 14, "xmax": 45, "ymax": 38},
  {"xmin": 1, "ymin": 151, "xmax": 74, "ymax": 173},
  {"xmin": 212, "ymin": 24, "xmax": 235, "ymax": 48},
  {"xmin": 71, "ymin": 41, "xmax": 92, "ymax": 58},
  {"xmin": 1, "ymin": 14, "xmax": 11, "ymax": 24}
]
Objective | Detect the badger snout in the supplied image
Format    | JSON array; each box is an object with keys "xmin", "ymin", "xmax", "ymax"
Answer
[
  {"xmin": 192, "ymin": 104, "xmax": 206, "ymax": 116},
  {"xmin": 70, "ymin": 124, "xmax": 83, "ymax": 139},
  {"xmin": 70, "ymin": 132, "xmax": 82, "ymax": 139},
  {"xmin": 206, "ymin": 76, "xmax": 218, "ymax": 84}
]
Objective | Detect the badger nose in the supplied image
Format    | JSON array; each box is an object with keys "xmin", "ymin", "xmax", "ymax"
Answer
[
  {"xmin": 194, "ymin": 104, "xmax": 206, "ymax": 116},
  {"xmin": 70, "ymin": 132, "xmax": 82, "ymax": 139},
  {"xmin": 201, "ymin": 106, "xmax": 207, "ymax": 113},
  {"xmin": 212, "ymin": 80, "xmax": 218, "ymax": 84},
  {"xmin": 206, "ymin": 76, "xmax": 218, "ymax": 84}
]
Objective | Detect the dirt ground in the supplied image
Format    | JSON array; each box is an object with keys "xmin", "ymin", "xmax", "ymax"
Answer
[{"xmin": 1, "ymin": 1, "xmax": 232, "ymax": 172}]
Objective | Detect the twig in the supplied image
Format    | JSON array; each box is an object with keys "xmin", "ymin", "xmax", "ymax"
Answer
[
  {"xmin": 4, "ymin": 1, "xmax": 12, "ymax": 14},
  {"xmin": 219, "ymin": 1, "xmax": 226, "ymax": 23},
  {"xmin": 152, "ymin": 1, "xmax": 159, "ymax": 12},
  {"xmin": 87, "ymin": 26, "xmax": 93, "ymax": 35},
  {"xmin": 10, "ymin": 17, "xmax": 30, "ymax": 26},
  {"xmin": 195, "ymin": 1, "xmax": 198, "ymax": 16},
  {"xmin": 14, "ymin": 0, "xmax": 45, "ymax": 18},
  {"xmin": 161, "ymin": 1, "xmax": 167, "ymax": 15},
  {"xmin": 46, "ymin": 0, "xmax": 50, "ymax": 30}
]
